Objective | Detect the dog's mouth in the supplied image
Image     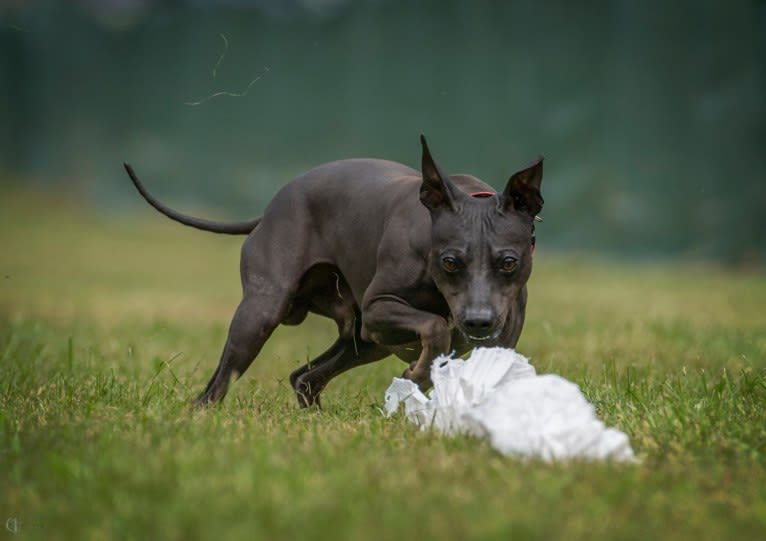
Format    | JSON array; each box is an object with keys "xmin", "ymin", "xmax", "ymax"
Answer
[{"xmin": 462, "ymin": 328, "xmax": 502, "ymax": 345}]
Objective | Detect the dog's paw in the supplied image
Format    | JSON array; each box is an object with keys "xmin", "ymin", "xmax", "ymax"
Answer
[
  {"xmin": 293, "ymin": 377, "xmax": 322, "ymax": 410},
  {"xmin": 402, "ymin": 364, "xmax": 433, "ymax": 392}
]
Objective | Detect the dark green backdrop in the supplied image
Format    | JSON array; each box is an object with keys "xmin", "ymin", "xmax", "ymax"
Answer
[{"xmin": 2, "ymin": 1, "xmax": 764, "ymax": 262}]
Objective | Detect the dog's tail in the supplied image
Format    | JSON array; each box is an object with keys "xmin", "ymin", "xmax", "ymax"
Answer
[{"xmin": 123, "ymin": 163, "xmax": 261, "ymax": 235}]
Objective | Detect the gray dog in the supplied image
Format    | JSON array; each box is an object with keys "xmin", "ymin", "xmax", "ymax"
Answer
[{"xmin": 124, "ymin": 136, "xmax": 543, "ymax": 407}]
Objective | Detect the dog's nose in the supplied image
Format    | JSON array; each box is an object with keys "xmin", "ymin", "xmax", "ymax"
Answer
[{"xmin": 461, "ymin": 309, "xmax": 496, "ymax": 338}]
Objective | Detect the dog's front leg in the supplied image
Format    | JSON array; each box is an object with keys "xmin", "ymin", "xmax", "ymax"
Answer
[{"xmin": 361, "ymin": 296, "xmax": 451, "ymax": 389}]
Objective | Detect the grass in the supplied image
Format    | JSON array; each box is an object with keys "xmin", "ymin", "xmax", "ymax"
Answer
[{"xmin": 1, "ymin": 183, "xmax": 765, "ymax": 540}]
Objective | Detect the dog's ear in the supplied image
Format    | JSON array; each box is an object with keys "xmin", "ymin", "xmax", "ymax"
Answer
[
  {"xmin": 419, "ymin": 134, "xmax": 460, "ymax": 212},
  {"xmin": 502, "ymin": 155, "xmax": 544, "ymax": 217}
]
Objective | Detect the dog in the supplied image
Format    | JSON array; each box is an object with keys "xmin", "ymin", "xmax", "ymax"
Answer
[{"xmin": 124, "ymin": 135, "xmax": 543, "ymax": 408}]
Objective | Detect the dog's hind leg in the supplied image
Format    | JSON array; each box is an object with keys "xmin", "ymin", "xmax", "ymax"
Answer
[
  {"xmin": 291, "ymin": 338, "xmax": 388, "ymax": 408},
  {"xmin": 288, "ymin": 337, "xmax": 345, "ymax": 408},
  {"xmin": 192, "ymin": 208, "xmax": 315, "ymax": 406},
  {"xmin": 192, "ymin": 288, "xmax": 289, "ymax": 406}
]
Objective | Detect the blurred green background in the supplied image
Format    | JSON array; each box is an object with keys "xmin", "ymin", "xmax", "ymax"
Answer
[{"xmin": 1, "ymin": 0, "xmax": 764, "ymax": 263}]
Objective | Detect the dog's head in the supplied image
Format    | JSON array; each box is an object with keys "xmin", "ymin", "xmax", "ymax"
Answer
[{"xmin": 419, "ymin": 135, "xmax": 544, "ymax": 345}]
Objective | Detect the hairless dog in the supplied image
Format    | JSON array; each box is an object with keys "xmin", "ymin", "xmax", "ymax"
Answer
[{"xmin": 124, "ymin": 136, "xmax": 543, "ymax": 408}]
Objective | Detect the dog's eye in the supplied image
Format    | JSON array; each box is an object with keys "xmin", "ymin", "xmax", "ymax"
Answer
[
  {"xmin": 441, "ymin": 256, "xmax": 459, "ymax": 273},
  {"xmin": 500, "ymin": 257, "xmax": 518, "ymax": 273}
]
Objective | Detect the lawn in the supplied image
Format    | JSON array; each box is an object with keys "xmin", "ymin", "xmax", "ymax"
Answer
[{"xmin": 1, "ymin": 184, "xmax": 765, "ymax": 540}]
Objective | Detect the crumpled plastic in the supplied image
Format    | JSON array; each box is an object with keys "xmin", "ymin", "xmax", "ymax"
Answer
[{"xmin": 384, "ymin": 347, "xmax": 635, "ymax": 462}]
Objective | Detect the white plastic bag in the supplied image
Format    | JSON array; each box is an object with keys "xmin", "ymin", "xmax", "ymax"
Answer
[{"xmin": 384, "ymin": 348, "xmax": 635, "ymax": 462}]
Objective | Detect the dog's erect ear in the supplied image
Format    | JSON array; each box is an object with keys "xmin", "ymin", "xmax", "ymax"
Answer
[
  {"xmin": 419, "ymin": 134, "xmax": 460, "ymax": 212},
  {"xmin": 502, "ymin": 155, "xmax": 544, "ymax": 217}
]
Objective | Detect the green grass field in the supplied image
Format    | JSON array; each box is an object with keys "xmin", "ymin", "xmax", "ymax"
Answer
[{"xmin": 1, "ymin": 184, "xmax": 765, "ymax": 540}]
